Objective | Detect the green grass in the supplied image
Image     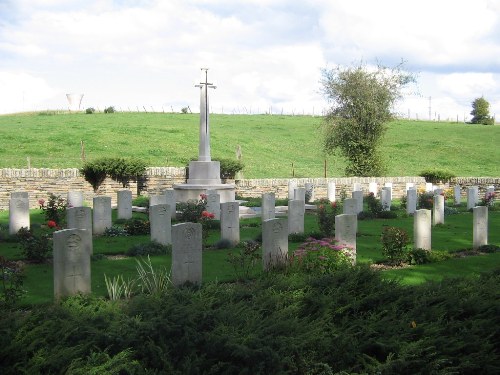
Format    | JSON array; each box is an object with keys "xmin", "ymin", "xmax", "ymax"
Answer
[
  {"xmin": 0, "ymin": 112, "xmax": 499, "ymax": 177},
  {"xmin": 1, "ymin": 206, "xmax": 499, "ymax": 305}
]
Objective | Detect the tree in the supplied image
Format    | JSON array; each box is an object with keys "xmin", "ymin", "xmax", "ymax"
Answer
[
  {"xmin": 321, "ymin": 61, "xmax": 415, "ymax": 176},
  {"xmin": 470, "ymin": 97, "xmax": 494, "ymax": 125}
]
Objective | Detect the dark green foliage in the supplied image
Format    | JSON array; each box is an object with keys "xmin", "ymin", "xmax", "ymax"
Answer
[
  {"xmin": 321, "ymin": 61, "xmax": 415, "ymax": 176},
  {"xmin": 218, "ymin": 158, "xmax": 244, "ymax": 179},
  {"xmin": 366, "ymin": 192, "xmax": 383, "ymax": 217},
  {"xmin": 377, "ymin": 210, "xmax": 398, "ymax": 219},
  {"xmin": 16, "ymin": 228, "xmax": 51, "ymax": 263},
  {"xmin": 0, "ymin": 256, "xmax": 25, "ymax": 308},
  {"xmin": 419, "ymin": 169, "xmax": 455, "ymax": 182},
  {"xmin": 103, "ymin": 226, "xmax": 129, "ymax": 237},
  {"xmin": 381, "ymin": 226, "xmax": 410, "ymax": 264},
  {"xmin": 288, "ymin": 232, "xmax": 309, "ymax": 243},
  {"xmin": 124, "ymin": 219, "xmax": 150, "ymax": 235},
  {"xmin": 213, "ymin": 238, "xmax": 233, "ymax": 249},
  {"xmin": 132, "ymin": 195, "xmax": 149, "ymax": 207},
  {"xmin": 104, "ymin": 106, "xmax": 115, "ymax": 113},
  {"xmin": 470, "ymin": 97, "xmax": 494, "ymax": 125},
  {"xmin": 418, "ymin": 191, "xmax": 434, "ymax": 209},
  {"xmin": 80, "ymin": 159, "xmax": 109, "ymax": 192},
  {"xmin": 80, "ymin": 157, "xmax": 147, "ymax": 191},
  {"xmin": 226, "ymin": 240, "xmax": 260, "ymax": 280},
  {"xmin": 478, "ymin": 244, "xmax": 500, "ymax": 253},
  {"xmin": 85, "ymin": 107, "xmax": 95, "ymax": 114},
  {"xmin": 406, "ymin": 248, "xmax": 431, "ymax": 265},
  {"xmin": 127, "ymin": 241, "xmax": 171, "ymax": 256},
  {"xmin": 38, "ymin": 193, "xmax": 66, "ymax": 224},
  {"xmin": 1, "ymin": 268, "xmax": 499, "ymax": 374},
  {"xmin": 177, "ymin": 195, "xmax": 207, "ymax": 223},
  {"xmin": 316, "ymin": 198, "xmax": 340, "ymax": 236}
]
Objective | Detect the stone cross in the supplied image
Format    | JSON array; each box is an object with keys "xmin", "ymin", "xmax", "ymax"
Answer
[{"xmin": 195, "ymin": 68, "xmax": 216, "ymax": 162}]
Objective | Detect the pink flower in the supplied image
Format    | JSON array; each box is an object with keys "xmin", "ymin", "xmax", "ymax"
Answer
[
  {"xmin": 38, "ymin": 199, "xmax": 45, "ymax": 206},
  {"xmin": 47, "ymin": 220, "xmax": 57, "ymax": 228},
  {"xmin": 200, "ymin": 193, "xmax": 207, "ymax": 200}
]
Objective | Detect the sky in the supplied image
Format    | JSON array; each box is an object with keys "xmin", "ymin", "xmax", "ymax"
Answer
[{"xmin": 1, "ymin": 0, "xmax": 499, "ymax": 121}]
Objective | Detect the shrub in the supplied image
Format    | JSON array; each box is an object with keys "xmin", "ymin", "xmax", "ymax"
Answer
[
  {"xmin": 104, "ymin": 106, "xmax": 115, "ymax": 113},
  {"xmin": 406, "ymin": 248, "xmax": 431, "ymax": 265},
  {"xmin": 127, "ymin": 241, "xmax": 171, "ymax": 256},
  {"xmin": 477, "ymin": 244, "xmax": 500, "ymax": 253},
  {"xmin": 80, "ymin": 159, "xmax": 109, "ymax": 192},
  {"xmin": 316, "ymin": 198, "xmax": 340, "ymax": 237},
  {"xmin": 0, "ymin": 256, "xmax": 25, "ymax": 308},
  {"xmin": 124, "ymin": 219, "xmax": 150, "ymax": 235},
  {"xmin": 479, "ymin": 191, "xmax": 495, "ymax": 207},
  {"xmin": 106, "ymin": 157, "xmax": 147, "ymax": 188},
  {"xmin": 218, "ymin": 158, "xmax": 244, "ymax": 179},
  {"xmin": 177, "ymin": 194, "xmax": 208, "ymax": 223},
  {"xmin": 366, "ymin": 192, "xmax": 383, "ymax": 217},
  {"xmin": 291, "ymin": 237, "xmax": 354, "ymax": 274},
  {"xmin": 213, "ymin": 238, "xmax": 233, "ymax": 249},
  {"xmin": 226, "ymin": 240, "xmax": 260, "ymax": 280},
  {"xmin": 419, "ymin": 169, "xmax": 455, "ymax": 183},
  {"xmin": 85, "ymin": 107, "xmax": 95, "ymax": 114},
  {"xmin": 288, "ymin": 232, "xmax": 309, "ymax": 243},
  {"xmin": 103, "ymin": 226, "xmax": 129, "ymax": 237},
  {"xmin": 17, "ymin": 228, "xmax": 51, "ymax": 263},
  {"xmin": 377, "ymin": 210, "xmax": 398, "ymax": 219},
  {"xmin": 380, "ymin": 226, "xmax": 409, "ymax": 265},
  {"xmin": 132, "ymin": 195, "xmax": 149, "ymax": 207},
  {"xmin": 38, "ymin": 193, "xmax": 67, "ymax": 225},
  {"xmin": 418, "ymin": 191, "xmax": 434, "ymax": 209}
]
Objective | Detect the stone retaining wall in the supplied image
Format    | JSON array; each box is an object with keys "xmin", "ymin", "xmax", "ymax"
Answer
[{"xmin": 0, "ymin": 168, "xmax": 498, "ymax": 210}]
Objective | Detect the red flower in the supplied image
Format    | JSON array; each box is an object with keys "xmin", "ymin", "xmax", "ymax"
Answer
[
  {"xmin": 47, "ymin": 220, "xmax": 57, "ymax": 228},
  {"xmin": 331, "ymin": 201, "xmax": 337, "ymax": 208},
  {"xmin": 201, "ymin": 211, "xmax": 215, "ymax": 219},
  {"xmin": 200, "ymin": 193, "xmax": 207, "ymax": 200}
]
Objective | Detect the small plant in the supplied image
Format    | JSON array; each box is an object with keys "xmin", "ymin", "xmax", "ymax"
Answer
[
  {"xmin": 381, "ymin": 226, "xmax": 409, "ymax": 265},
  {"xmin": 135, "ymin": 256, "xmax": 171, "ymax": 297},
  {"xmin": 104, "ymin": 274, "xmax": 135, "ymax": 300},
  {"xmin": 419, "ymin": 169, "xmax": 455, "ymax": 183},
  {"xmin": 479, "ymin": 191, "xmax": 495, "ymax": 207},
  {"xmin": 316, "ymin": 198, "xmax": 340, "ymax": 237},
  {"xmin": 214, "ymin": 238, "xmax": 233, "ymax": 249},
  {"xmin": 17, "ymin": 227, "xmax": 51, "ymax": 263},
  {"xmin": 477, "ymin": 244, "xmax": 500, "ymax": 253},
  {"xmin": 103, "ymin": 226, "xmax": 129, "ymax": 237},
  {"xmin": 218, "ymin": 158, "xmax": 244, "ymax": 179},
  {"xmin": 85, "ymin": 107, "xmax": 95, "ymax": 114},
  {"xmin": 226, "ymin": 240, "xmax": 260, "ymax": 281},
  {"xmin": 181, "ymin": 107, "xmax": 189, "ymax": 114},
  {"xmin": 38, "ymin": 193, "xmax": 67, "ymax": 225},
  {"xmin": 291, "ymin": 237, "xmax": 353, "ymax": 274},
  {"xmin": 177, "ymin": 194, "xmax": 208, "ymax": 223},
  {"xmin": 366, "ymin": 192, "xmax": 383, "ymax": 217},
  {"xmin": 288, "ymin": 232, "xmax": 309, "ymax": 243},
  {"xmin": 127, "ymin": 241, "xmax": 171, "ymax": 256},
  {"xmin": 200, "ymin": 210, "xmax": 215, "ymax": 247},
  {"xmin": 418, "ymin": 191, "xmax": 434, "ymax": 209},
  {"xmin": 400, "ymin": 194, "xmax": 407, "ymax": 210},
  {"xmin": 0, "ymin": 256, "xmax": 25, "ymax": 308},
  {"xmin": 132, "ymin": 195, "xmax": 149, "ymax": 207},
  {"xmin": 406, "ymin": 248, "xmax": 431, "ymax": 265},
  {"xmin": 104, "ymin": 106, "xmax": 115, "ymax": 113},
  {"xmin": 124, "ymin": 219, "xmax": 150, "ymax": 235}
]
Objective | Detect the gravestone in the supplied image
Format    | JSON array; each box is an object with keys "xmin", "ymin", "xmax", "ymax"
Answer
[
  {"xmin": 11, "ymin": 191, "xmax": 29, "ymax": 200},
  {"xmin": 53, "ymin": 228, "xmax": 91, "ymax": 299},
  {"xmin": 149, "ymin": 204, "xmax": 172, "ymax": 245},
  {"xmin": 67, "ymin": 191, "xmax": 84, "ymax": 208},
  {"xmin": 369, "ymin": 182, "xmax": 378, "ymax": 196},
  {"xmin": 381, "ymin": 187, "xmax": 392, "ymax": 211},
  {"xmin": 165, "ymin": 189, "xmax": 177, "ymax": 219},
  {"xmin": 433, "ymin": 188, "xmax": 443, "ymax": 196},
  {"xmin": 485, "ymin": 186, "xmax": 495, "ymax": 207},
  {"xmin": 467, "ymin": 186, "xmax": 479, "ymax": 210},
  {"xmin": 405, "ymin": 183, "xmax": 414, "ymax": 192},
  {"xmin": 433, "ymin": 194, "xmax": 445, "ymax": 225},
  {"xmin": 335, "ymin": 214, "xmax": 357, "ymax": 264},
  {"xmin": 288, "ymin": 199, "xmax": 305, "ymax": 234},
  {"xmin": 327, "ymin": 182, "xmax": 336, "ymax": 202},
  {"xmin": 9, "ymin": 196, "xmax": 30, "ymax": 235},
  {"xmin": 384, "ymin": 182, "xmax": 393, "ymax": 199},
  {"xmin": 117, "ymin": 190, "xmax": 133, "ymax": 220},
  {"xmin": 221, "ymin": 201, "xmax": 240, "ymax": 246},
  {"xmin": 171, "ymin": 222, "xmax": 202, "ymax": 286},
  {"xmin": 352, "ymin": 190, "xmax": 363, "ymax": 214},
  {"xmin": 342, "ymin": 198, "xmax": 358, "ymax": 233},
  {"xmin": 425, "ymin": 183, "xmax": 433, "ymax": 192},
  {"xmin": 294, "ymin": 187, "xmax": 306, "ymax": 203},
  {"xmin": 453, "ymin": 185, "xmax": 461, "ymax": 205},
  {"xmin": 92, "ymin": 196, "xmax": 112, "ymax": 235},
  {"xmin": 262, "ymin": 218, "xmax": 288, "ymax": 271},
  {"xmin": 206, "ymin": 192, "xmax": 221, "ymax": 220},
  {"xmin": 414, "ymin": 209, "xmax": 431, "ymax": 250},
  {"xmin": 150, "ymin": 193, "xmax": 167, "ymax": 207},
  {"xmin": 473, "ymin": 206, "xmax": 488, "ymax": 250},
  {"xmin": 353, "ymin": 183, "xmax": 362, "ymax": 192},
  {"xmin": 406, "ymin": 188, "xmax": 417, "ymax": 215},
  {"xmin": 261, "ymin": 192, "xmax": 276, "ymax": 221},
  {"xmin": 67, "ymin": 207, "xmax": 93, "ymax": 254},
  {"xmin": 288, "ymin": 179, "xmax": 298, "ymax": 200},
  {"xmin": 305, "ymin": 183, "xmax": 315, "ymax": 202}
]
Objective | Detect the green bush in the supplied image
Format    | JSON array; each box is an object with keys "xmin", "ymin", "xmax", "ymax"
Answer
[
  {"xmin": 38, "ymin": 193, "xmax": 67, "ymax": 225},
  {"xmin": 127, "ymin": 241, "xmax": 171, "ymax": 256},
  {"xmin": 103, "ymin": 226, "xmax": 129, "ymax": 237},
  {"xmin": 316, "ymin": 198, "xmax": 340, "ymax": 237},
  {"xmin": 377, "ymin": 210, "xmax": 398, "ymax": 219},
  {"xmin": 406, "ymin": 248, "xmax": 431, "ymax": 265},
  {"xmin": 419, "ymin": 169, "xmax": 455, "ymax": 183},
  {"xmin": 16, "ymin": 228, "xmax": 51, "ymax": 263},
  {"xmin": 477, "ymin": 244, "xmax": 500, "ymax": 253},
  {"xmin": 132, "ymin": 195, "xmax": 149, "ymax": 207},
  {"xmin": 418, "ymin": 191, "xmax": 434, "ymax": 209},
  {"xmin": 85, "ymin": 107, "xmax": 95, "ymax": 114},
  {"xmin": 104, "ymin": 106, "xmax": 115, "ymax": 113},
  {"xmin": 366, "ymin": 192, "xmax": 383, "ymax": 217},
  {"xmin": 79, "ymin": 159, "xmax": 109, "ymax": 192},
  {"xmin": 124, "ymin": 219, "xmax": 150, "ymax": 235},
  {"xmin": 218, "ymin": 158, "xmax": 244, "ymax": 179},
  {"xmin": 0, "ymin": 256, "xmax": 25, "ymax": 308},
  {"xmin": 381, "ymin": 226, "xmax": 409, "ymax": 265},
  {"xmin": 80, "ymin": 157, "xmax": 147, "ymax": 191}
]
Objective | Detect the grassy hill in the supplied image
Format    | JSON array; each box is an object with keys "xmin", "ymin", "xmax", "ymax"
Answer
[{"xmin": 0, "ymin": 112, "xmax": 498, "ymax": 178}]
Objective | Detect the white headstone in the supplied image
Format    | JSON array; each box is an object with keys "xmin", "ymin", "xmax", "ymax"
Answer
[
  {"xmin": 335, "ymin": 214, "xmax": 357, "ymax": 264},
  {"xmin": 414, "ymin": 209, "xmax": 431, "ymax": 250},
  {"xmin": 221, "ymin": 201, "xmax": 240, "ymax": 246},
  {"xmin": 67, "ymin": 191, "xmax": 84, "ymax": 208},
  {"xmin": 288, "ymin": 179, "xmax": 298, "ymax": 200},
  {"xmin": 165, "ymin": 189, "xmax": 177, "ymax": 219},
  {"xmin": 384, "ymin": 182, "xmax": 393, "ymax": 199},
  {"xmin": 206, "ymin": 192, "xmax": 221, "ymax": 220},
  {"xmin": 352, "ymin": 190, "xmax": 363, "ymax": 214},
  {"xmin": 53, "ymin": 228, "xmax": 91, "ymax": 299},
  {"xmin": 172, "ymin": 222, "xmax": 202, "ymax": 286},
  {"xmin": 406, "ymin": 188, "xmax": 417, "ymax": 215},
  {"xmin": 288, "ymin": 199, "xmax": 305, "ymax": 234},
  {"xmin": 405, "ymin": 183, "xmax": 414, "ymax": 192},
  {"xmin": 453, "ymin": 185, "xmax": 461, "ymax": 206},
  {"xmin": 327, "ymin": 182, "xmax": 336, "ymax": 202},
  {"xmin": 149, "ymin": 204, "xmax": 172, "ymax": 245},
  {"xmin": 67, "ymin": 207, "xmax": 93, "ymax": 251},
  {"xmin": 343, "ymin": 198, "xmax": 357, "ymax": 215},
  {"xmin": 353, "ymin": 183, "xmax": 362, "ymax": 192},
  {"xmin": 261, "ymin": 192, "xmax": 276, "ymax": 221},
  {"xmin": 467, "ymin": 186, "xmax": 479, "ymax": 210},
  {"xmin": 92, "ymin": 196, "xmax": 112, "ymax": 235},
  {"xmin": 305, "ymin": 182, "xmax": 315, "ymax": 202},
  {"xmin": 262, "ymin": 218, "xmax": 288, "ymax": 271},
  {"xmin": 432, "ymin": 194, "xmax": 445, "ymax": 225},
  {"xmin": 369, "ymin": 182, "xmax": 378, "ymax": 196},
  {"xmin": 473, "ymin": 206, "xmax": 488, "ymax": 250},
  {"xmin": 381, "ymin": 187, "xmax": 392, "ymax": 211},
  {"xmin": 294, "ymin": 187, "xmax": 306, "ymax": 203},
  {"xmin": 425, "ymin": 183, "xmax": 433, "ymax": 193},
  {"xmin": 9, "ymin": 196, "xmax": 30, "ymax": 235},
  {"xmin": 11, "ymin": 191, "xmax": 29, "ymax": 200},
  {"xmin": 117, "ymin": 190, "xmax": 133, "ymax": 220},
  {"xmin": 150, "ymin": 193, "xmax": 167, "ymax": 207},
  {"xmin": 433, "ymin": 188, "xmax": 443, "ymax": 196}
]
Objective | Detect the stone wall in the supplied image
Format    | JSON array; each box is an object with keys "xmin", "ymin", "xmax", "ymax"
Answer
[{"xmin": 0, "ymin": 167, "xmax": 498, "ymax": 210}]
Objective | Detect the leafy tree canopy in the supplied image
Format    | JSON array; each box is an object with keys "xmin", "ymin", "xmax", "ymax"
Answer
[{"xmin": 470, "ymin": 97, "xmax": 494, "ymax": 125}]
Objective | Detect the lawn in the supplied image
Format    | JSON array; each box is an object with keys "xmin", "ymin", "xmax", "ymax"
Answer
[{"xmin": 0, "ymin": 112, "xmax": 499, "ymax": 177}]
